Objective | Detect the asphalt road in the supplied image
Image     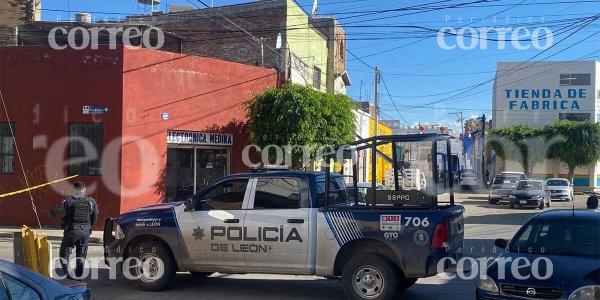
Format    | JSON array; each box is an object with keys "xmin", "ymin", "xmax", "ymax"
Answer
[{"xmin": 0, "ymin": 190, "xmax": 589, "ymax": 300}]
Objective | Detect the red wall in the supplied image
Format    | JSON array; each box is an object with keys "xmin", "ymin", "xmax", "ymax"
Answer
[
  {"xmin": 0, "ymin": 45, "xmax": 276, "ymax": 228},
  {"xmin": 120, "ymin": 47, "xmax": 277, "ymax": 213},
  {"xmin": 0, "ymin": 46, "xmax": 124, "ymax": 228}
]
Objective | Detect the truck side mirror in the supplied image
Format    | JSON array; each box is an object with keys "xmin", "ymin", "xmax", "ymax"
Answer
[
  {"xmin": 184, "ymin": 198, "xmax": 195, "ymax": 212},
  {"xmin": 494, "ymin": 238, "xmax": 508, "ymax": 249}
]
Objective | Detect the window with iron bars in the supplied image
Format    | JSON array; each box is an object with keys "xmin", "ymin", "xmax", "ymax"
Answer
[
  {"xmin": 69, "ymin": 123, "xmax": 104, "ymax": 176},
  {"xmin": 0, "ymin": 122, "xmax": 15, "ymax": 174}
]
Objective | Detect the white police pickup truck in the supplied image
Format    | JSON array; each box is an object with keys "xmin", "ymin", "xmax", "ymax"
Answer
[{"xmin": 104, "ymin": 134, "xmax": 464, "ymax": 300}]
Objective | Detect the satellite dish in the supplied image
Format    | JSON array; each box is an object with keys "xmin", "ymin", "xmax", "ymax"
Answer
[{"xmin": 276, "ymin": 33, "xmax": 282, "ymax": 49}]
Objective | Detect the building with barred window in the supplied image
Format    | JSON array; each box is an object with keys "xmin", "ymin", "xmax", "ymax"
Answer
[{"xmin": 0, "ymin": 46, "xmax": 277, "ymax": 227}]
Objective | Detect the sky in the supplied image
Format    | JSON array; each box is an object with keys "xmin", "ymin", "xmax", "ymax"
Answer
[{"xmin": 40, "ymin": 0, "xmax": 600, "ymax": 131}]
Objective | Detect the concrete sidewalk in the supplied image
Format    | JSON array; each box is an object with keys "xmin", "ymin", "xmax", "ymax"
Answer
[{"xmin": 0, "ymin": 227, "xmax": 104, "ymax": 244}]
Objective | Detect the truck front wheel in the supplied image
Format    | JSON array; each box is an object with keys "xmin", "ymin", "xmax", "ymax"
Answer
[
  {"xmin": 341, "ymin": 253, "xmax": 400, "ymax": 300},
  {"xmin": 126, "ymin": 241, "xmax": 176, "ymax": 292},
  {"xmin": 398, "ymin": 278, "xmax": 418, "ymax": 290}
]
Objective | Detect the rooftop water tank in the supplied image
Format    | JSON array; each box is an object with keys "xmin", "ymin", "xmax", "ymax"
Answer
[
  {"xmin": 138, "ymin": 0, "xmax": 160, "ymax": 5},
  {"xmin": 75, "ymin": 13, "xmax": 92, "ymax": 23}
]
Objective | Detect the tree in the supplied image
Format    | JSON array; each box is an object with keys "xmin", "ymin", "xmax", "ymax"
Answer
[
  {"xmin": 487, "ymin": 125, "xmax": 547, "ymax": 176},
  {"xmin": 546, "ymin": 120, "xmax": 600, "ymax": 183},
  {"xmin": 245, "ymin": 84, "xmax": 356, "ymax": 169},
  {"xmin": 465, "ymin": 117, "xmax": 483, "ymax": 131}
]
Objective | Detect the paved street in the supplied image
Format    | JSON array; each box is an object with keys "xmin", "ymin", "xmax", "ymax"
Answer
[{"xmin": 0, "ymin": 191, "xmax": 589, "ymax": 299}]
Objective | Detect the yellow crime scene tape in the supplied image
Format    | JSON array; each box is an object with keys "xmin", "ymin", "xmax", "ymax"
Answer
[{"xmin": 0, "ymin": 175, "xmax": 79, "ymax": 198}]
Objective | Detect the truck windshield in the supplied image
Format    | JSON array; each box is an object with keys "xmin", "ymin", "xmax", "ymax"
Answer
[{"xmin": 493, "ymin": 176, "xmax": 519, "ymax": 185}]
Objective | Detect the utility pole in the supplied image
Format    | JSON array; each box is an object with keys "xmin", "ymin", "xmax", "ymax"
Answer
[
  {"xmin": 449, "ymin": 112, "xmax": 466, "ymax": 171},
  {"xmin": 374, "ymin": 67, "xmax": 380, "ymax": 137},
  {"xmin": 260, "ymin": 37, "xmax": 265, "ymax": 67},
  {"xmin": 371, "ymin": 67, "xmax": 380, "ymax": 189},
  {"xmin": 481, "ymin": 114, "xmax": 486, "ymax": 183}
]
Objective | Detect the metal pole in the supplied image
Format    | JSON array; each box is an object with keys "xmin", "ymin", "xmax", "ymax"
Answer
[
  {"xmin": 392, "ymin": 144, "xmax": 399, "ymax": 191},
  {"xmin": 374, "ymin": 67, "xmax": 380, "ymax": 137},
  {"xmin": 260, "ymin": 37, "xmax": 264, "ymax": 67},
  {"xmin": 447, "ymin": 139, "xmax": 454, "ymax": 206},
  {"xmin": 450, "ymin": 112, "xmax": 465, "ymax": 171},
  {"xmin": 371, "ymin": 68, "xmax": 380, "ymax": 204},
  {"xmin": 481, "ymin": 114, "xmax": 486, "ymax": 184}
]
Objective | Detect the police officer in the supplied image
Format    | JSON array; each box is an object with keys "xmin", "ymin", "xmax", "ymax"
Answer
[
  {"xmin": 587, "ymin": 195, "xmax": 599, "ymax": 209},
  {"xmin": 49, "ymin": 181, "xmax": 98, "ymax": 278}
]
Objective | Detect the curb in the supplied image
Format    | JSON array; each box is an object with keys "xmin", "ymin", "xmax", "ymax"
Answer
[{"xmin": 0, "ymin": 232, "xmax": 103, "ymax": 244}]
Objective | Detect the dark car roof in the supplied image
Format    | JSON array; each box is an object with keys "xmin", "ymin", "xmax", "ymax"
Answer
[
  {"xmin": 0, "ymin": 259, "xmax": 62, "ymax": 290},
  {"xmin": 533, "ymin": 209, "xmax": 600, "ymax": 222},
  {"xmin": 222, "ymin": 171, "xmax": 341, "ymax": 181}
]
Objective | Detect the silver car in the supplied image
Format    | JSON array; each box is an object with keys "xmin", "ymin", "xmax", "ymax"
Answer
[{"xmin": 545, "ymin": 178, "xmax": 574, "ymax": 202}]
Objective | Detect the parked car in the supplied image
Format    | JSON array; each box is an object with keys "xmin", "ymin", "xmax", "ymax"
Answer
[
  {"xmin": 488, "ymin": 175, "xmax": 520, "ymax": 204},
  {"xmin": 0, "ymin": 259, "xmax": 93, "ymax": 300},
  {"xmin": 460, "ymin": 172, "xmax": 480, "ymax": 189},
  {"xmin": 545, "ymin": 178, "xmax": 574, "ymax": 202},
  {"xmin": 501, "ymin": 171, "xmax": 527, "ymax": 181},
  {"xmin": 477, "ymin": 209, "xmax": 600, "ymax": 300},
  {"xmin": 508, "ymin": 180, "xmax": 550, "ymax": 209}
]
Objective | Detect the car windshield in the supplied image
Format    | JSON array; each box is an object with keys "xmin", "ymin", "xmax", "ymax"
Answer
[
  {"xmin": 493, "ymin": 176, "xmax": 519, "ymax": 185},
  {"xmin": 516, "ymin": 181, "xmax": 542, "ymax": 191},
  {"xmin": 510, "ymin": 218, "xmax": 600, "ymax": 258},
  {"xmin": 547, "ymin": 180, "xmax": 568, "ymax": 186},
  {"xmin": 462, "ymin": 173, "xmax": 476, "ymax": 178}
]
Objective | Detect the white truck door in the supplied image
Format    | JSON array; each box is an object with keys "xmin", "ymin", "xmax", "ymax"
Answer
[
  {"xmin": 178, "ymin": 178, "xmax": 251, "ymax": 271},
  {"xmin": 243, "ymin": 177, "xmax": 310, "ymax": 272}
]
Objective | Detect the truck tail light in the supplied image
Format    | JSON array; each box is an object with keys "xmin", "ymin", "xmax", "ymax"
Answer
[{"xmin": 432, "ymin": 222, "xmax": 449, "ymax": 249}]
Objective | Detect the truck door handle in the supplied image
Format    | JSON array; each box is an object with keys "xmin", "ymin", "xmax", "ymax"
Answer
[
  {"xmin": 287, "ymin": 219, "xmax": 304, "ymax": 224},
  {"xmin": 224, "ymin": 219, "xmax": 239, "ymax": 223}
]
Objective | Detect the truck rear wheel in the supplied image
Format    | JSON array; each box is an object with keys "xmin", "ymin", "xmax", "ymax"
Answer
[
  {"xmin": 126, "ymin": 241, "xmax": 176, "ymax": 292},
  {"xmin": 190, "ymin": 272, "xmax": 213, "ymax": 278},
  {"xmin": 341, "ymin": 253, "xmax": 400, "ymax": 300}
]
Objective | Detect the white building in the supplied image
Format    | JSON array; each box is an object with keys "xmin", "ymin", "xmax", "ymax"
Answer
[{"xmin": 492, "ymin": 61, "xmax": 600, "ymax": 188}]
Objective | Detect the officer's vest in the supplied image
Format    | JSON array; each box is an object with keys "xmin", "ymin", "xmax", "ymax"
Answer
[{"xmin": 68, "ymin": 197, "xmax": 92, "ymax": 225}]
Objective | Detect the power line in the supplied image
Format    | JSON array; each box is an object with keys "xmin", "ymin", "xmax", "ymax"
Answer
[
  {"xmin": 380, "ymin": 74, "xmax": 410, "ymax": 126},
  {"xmin": 385, "ymin": 14, "xmax": 600, "ymax": 110}
]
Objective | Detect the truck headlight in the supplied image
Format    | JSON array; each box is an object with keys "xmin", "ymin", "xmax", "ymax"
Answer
[
  {"xmin": 115, "ymin": 223, "xmax": 125, "ymax": 240},
  {"xmin": 569, "ymin": 286, "xmax": 600, "ymax": 300},
  {"xmin": 490, "ymin": 189, "xmax": 497, "ymax": 194},
  {"xmin": 477, "ymin": 277, "xmax": 499, "ymax": 293}
]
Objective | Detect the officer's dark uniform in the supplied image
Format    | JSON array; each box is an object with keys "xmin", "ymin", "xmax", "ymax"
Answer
[{"xmin": 50, "ymin": 183, "xmax": 98, "ymax": 278}]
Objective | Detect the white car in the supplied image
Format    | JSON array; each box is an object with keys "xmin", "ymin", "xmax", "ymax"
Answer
[
  {"xmin": 460, "ymin": 172, "xmax": 479, "ymax": 188},
  {"xmin": 545, "ymin": 178, "xmax": 574, "ymax": 202}
]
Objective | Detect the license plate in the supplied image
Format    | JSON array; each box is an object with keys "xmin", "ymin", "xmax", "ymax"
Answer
[{"xmin": 520, "ymin": 200, "xmax": 527, "ymax": 204}]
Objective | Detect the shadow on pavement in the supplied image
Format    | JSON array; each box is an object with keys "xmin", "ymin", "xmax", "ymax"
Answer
[
  {"xmin": 464, "ymin": 211, "xmax": 539, "ymax": 226},
  {"xmin": 71, "ymin": 268, "xmax": 476, "ymax": 300}
]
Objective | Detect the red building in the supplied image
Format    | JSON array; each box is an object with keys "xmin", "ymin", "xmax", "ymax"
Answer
[{"xmin": 0, "ymin": 46, "xmax": 277, "ymax": 228}]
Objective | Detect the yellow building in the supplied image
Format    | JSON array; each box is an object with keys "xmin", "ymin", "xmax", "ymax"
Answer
[{"xmin": 368, "ymin": 119, "xmax": 393, "ymax": 184}]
